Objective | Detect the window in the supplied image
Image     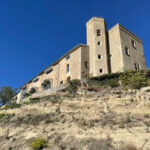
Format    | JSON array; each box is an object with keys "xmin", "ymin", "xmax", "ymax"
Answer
[
  {"xmin": 66, "ymin": 64, "xmax": 69, "ymax": 73},
  {"xmin": 29, "ymin": 87, "xmax": 36, "ymax": 94},
  {"xmin": 99, "ymin": 69, "xmax": 103, "ymax": 73},
  {"xmin": 42, "ymin": 79, "xmax": 52, "ymax": 90},
  {"xmin": 137, "ymin": 64, "xmax": 140, "ymax": 70},
  {"xmin": 60, "ymin": 81, "xmax": 63, "ymax": 85},
  {"xmin": 46, "ymin": 68, "xmax": 53, "ymax": 74},
  {"xmin": 134, "ymin": 63, "xmax": 137, "ymax": 71},
  {"xmin": 135, "ymin": 64, "xmax": 140, "ymax": 71},
  {"xmin": 22, "ymin": 86, "xmax": 27, "ymax": 90},
  {"xmin": 85, "ymin": 61, "xmax": 88, "ymax": 68},
  {"xmin": 97, "ymin": 41, "xmax": 101, "ymax": 45},
  {"xmin": 125, "ymin": 47, "xmax": 130, "ymax": 56},
  {"xmin": 66, "ymin": 55, "xmax": 70, "ymax": 60},
  {"xmin": 131, "ymin": 39, "xmax": 136, "ymax": 48},
  {"xmin": 98, "ymin": 55, "xmax": 101, "ymax": 59},
  {"xmin": 97, "ymin": 29, "xmax": 101, "ymax": 36},
  {"xmin": 33, "ymin": 78, "xmax": 39, "ymax": 83}
]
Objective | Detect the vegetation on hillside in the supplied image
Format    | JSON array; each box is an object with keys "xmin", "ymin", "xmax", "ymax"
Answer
[
  {"xmin": 31, "ymin": 137, "xmax": 48, "ymax": 150},
  {"xmin": 0, "ymin": 86, "xmax": 17, "ymax": 105},
  {"xmin": 87, "ymin": 70, "xmax": 150, "ymax": 90}
]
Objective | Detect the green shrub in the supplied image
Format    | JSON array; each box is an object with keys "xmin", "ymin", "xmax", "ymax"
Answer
[
  {"xmin": 87, "ymin": 78, "xmax": 119, "ymax": 88},
  {"xmin": 66, "ymin": 79, "xmax": 81, "ymax": 94},
  {"xmin": 108, "ymin": 79, "xmax": 120, "ymax": 88},
  {"xmin": 89, "ymin": 72, "xmax": 121, "ymax": 81},
  {"xmin": 87, "ymin": 72, "xmax": 120, "ymax": 88},
  {"xmin": 1, "ymin": 102, "xmax": 21, "ymax": 110},
  {"xmin": 120, "ymin": 70, "xmax": 146, "ymax": 89},
  {"xmin": 29, "ymin": 98, "xmax": 41, "ymax": 104},
  {"xmin": 31, "ymin": 137, "xmax": 48, "ymax": 150},
  {"xmin": 0, "ymin": 113, "xmax": 15, "ymax": 121}
]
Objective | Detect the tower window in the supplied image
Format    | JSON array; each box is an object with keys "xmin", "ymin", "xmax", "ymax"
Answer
[
  {"xmin": 125, "ymin": 47, "xmax": 130, "ymax": 56},
  {"xmin": 99, "ymin": 69, "xmax": 103, "ymax": 73},
  {"xmin": 97, "ymin": 41, "xmax": 101, "ymax": 45},
  {"xmin": 137, "ymin": 64, "xmax": 140, "ymax": 70},
  {"xmin": 131, "ymin": 39, "xmax": 136, "ymax": 49},
  {"xmin": 66, "ymin": 64, "xmax": 69, "ymax": 73},
  {"xmin": 134, "ymin": 63, "xmax": 137, "ymax": 71},
  {"xmin": 97, "ymin": 29, "xmax": 101, "ymax": 36},
  {"xmin": 85, "ymin": 61, "xmax": 88, "ymax": 68},
  {"xmin": 98, "ymin": 55, "xmax": 101, "ymax": 59}
]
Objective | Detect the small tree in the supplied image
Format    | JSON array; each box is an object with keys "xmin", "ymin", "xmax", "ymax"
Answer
[
  {"xmin": 66, "ymin": 79, "xmax": 81, "ymax": 94},
  {"xmin": 0, "ymin": 86, "xmax": 17, "ymax": 105}
]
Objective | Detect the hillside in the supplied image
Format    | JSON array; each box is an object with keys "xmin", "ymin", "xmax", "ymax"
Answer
[{"xmin": 1, "ymin": 86, "xmax": 150, "ymax": 150}]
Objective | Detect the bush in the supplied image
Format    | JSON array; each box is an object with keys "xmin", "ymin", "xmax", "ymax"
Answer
[
  {"xmin": 31, "ymin": 137, "xmax": 48, "ymax": 150},
  {"xmin": 89, "ymin": 72, "xmax": 121, "ymax": 81},
  {"xmin": 1, "ymin": 102, "xmax": 21, "ymax": 110},
  {"xmin": 66, "ymin": 79, "xmax": 81, "ymax": 94},
  {"xmin": 0, "ymin": 113, "xmax": 15, "ymax": 121},
  {"xmin": 29, "ymin": 98, "xmax": 41, "ymax": 104},
  {"xmin": 87, "ymin": 78, "xmax": 119, "ymax": 88},
  {"xmin": 120, "ymin": 70, "xmax": 146, "ymax": 89}
]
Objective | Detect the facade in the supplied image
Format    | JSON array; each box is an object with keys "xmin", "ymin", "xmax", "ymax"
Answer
[{"xmin": 15, "ymin": 17, "xmax": 147, "ymax": 102}]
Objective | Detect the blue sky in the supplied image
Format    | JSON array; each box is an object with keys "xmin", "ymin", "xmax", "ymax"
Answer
[{"xmin": 0, "ymin": 0, "xmax": 150, "ymax": 89}]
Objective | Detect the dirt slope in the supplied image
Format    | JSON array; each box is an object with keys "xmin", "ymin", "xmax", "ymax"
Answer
[{"xmin": 1, "ymin": 87, "xmax": 150, "ymax": 150}]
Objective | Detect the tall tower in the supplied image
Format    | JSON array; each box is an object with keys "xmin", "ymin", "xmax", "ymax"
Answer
[{"xmin": 86, "ymin": 17, "xmax": 109, "ymax": 76}]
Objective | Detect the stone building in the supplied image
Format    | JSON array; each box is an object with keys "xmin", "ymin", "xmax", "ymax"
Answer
[{"xmin": 15, "ymin": 17, "xmax": 147, "ymax": 102}]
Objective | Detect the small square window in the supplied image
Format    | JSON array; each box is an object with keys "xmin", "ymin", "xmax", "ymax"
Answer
[
  {"xmin": 85, "ymin": 61, "xmax": 88, "ymax": 68},
  {"xmin": 66, "ymin": 55, "xmax": 70, "ymax": 60},
  {"xmin": 66, "ymin": 64, "xmax": 69, "ymax": 73},
  {"xmin": 99, "ymin": 69, "xmax": 103, "ymax": 73},
  {"xmin": 97, "ymin": 29, "xmax": 101, "ymax": 36},
  {"xmin": 98, "ymin": 55, "xmax": 101, "ymax": 59},
  {"xmin": 97, "ymin": 41, "xmax": 101, "ymax": 45}
]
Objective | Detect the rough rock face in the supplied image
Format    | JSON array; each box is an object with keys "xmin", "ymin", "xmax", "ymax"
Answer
[{"xmin": 1, "ymin": 87, "xmax": 150, "ymax": 150}]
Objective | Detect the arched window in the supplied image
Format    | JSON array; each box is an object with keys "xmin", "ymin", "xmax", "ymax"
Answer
[
  {"xmin": 29, "ymin": 87, "xmax": 36, "ymax": 95},
  {"xmin": 42, "ymin": 79, "xmax": 52, "ymax": 90}
]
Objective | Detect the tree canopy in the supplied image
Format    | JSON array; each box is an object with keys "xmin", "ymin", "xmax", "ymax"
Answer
[{"xmin": 0, "ymin": 86, "xmax": 17, "ymax": 105}]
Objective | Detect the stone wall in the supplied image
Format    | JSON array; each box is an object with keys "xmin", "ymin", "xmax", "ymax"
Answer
[
  {"xmin": 119, "ymin": 25, "xmax": 147, "ymax": 70},
  {"xmin": 108, "ymin": 24, "xmax": 124, "ymax": 73},
  {"xmin": 108, "ymin": 24, "xmax": 147, "ymax": 73}
]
